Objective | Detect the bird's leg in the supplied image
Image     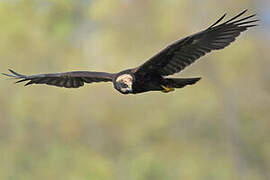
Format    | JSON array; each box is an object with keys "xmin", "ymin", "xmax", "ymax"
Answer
[{"xmin": 161, "ymin": 85, "xmax": 175, "ymax": 93}]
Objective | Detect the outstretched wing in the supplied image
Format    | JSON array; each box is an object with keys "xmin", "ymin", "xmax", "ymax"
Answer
[
  {"xmin": 3, "ymin": 69, "xmax": 114, "ymax": 88},
  {"xmin": 134, "ymin": 10, "xmax": 258, "ymax": 76}
]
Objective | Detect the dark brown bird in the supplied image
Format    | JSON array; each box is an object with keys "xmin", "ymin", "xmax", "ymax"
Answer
[{"xmin": 3, "ymin": 10, "xmax": 258, "ymax": 95}]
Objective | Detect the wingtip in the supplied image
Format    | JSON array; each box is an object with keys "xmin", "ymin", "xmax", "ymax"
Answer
[
  {"xmin": 243, "ymin": 9, "xmax": 248, "ymax": 13},
  {"xmin": 8, "ymin": 69, "xmax": 21, "ymax": 76},
  {"xmin": 8, "ymin": 69, "xmax": 15, "ymax": 73},
  {"xmin": 2, "ymin": 72, "xmax": 16, "ymax": 78},
  {"xmin": 15, "ymin": 79, "xmax": 28, "ymax": 84},
  {"xmin": 224, "ymin": 9, "xmax": 253, "ymax": 24},
  {"xmin": 239, "ymin": 9, "xmax": 248, "ymax": 16},
  {"xmin": 208, "ymin": 13, "xmax": 227, "ymax": 29},
  {"xmin": 24, "ymin": 81, "xmax": 33, "ymax": 86},
  {"xmin": 222, "ymin": 13, "xmax": 227, "ymax": 19}
]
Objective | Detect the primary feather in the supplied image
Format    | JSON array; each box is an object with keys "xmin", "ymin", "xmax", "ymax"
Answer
[
  {"xmin": 3, "ymin": 69, "xmax": 113, "ymax": 88},
  {"xmin": 134, "ymin": 9, "xmax": 258, "ymax": 76}
]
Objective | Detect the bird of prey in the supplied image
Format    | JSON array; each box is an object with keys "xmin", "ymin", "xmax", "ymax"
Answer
[{"xmin": 3, "ymin": 10, "xmax": 258, "ymax": 95}]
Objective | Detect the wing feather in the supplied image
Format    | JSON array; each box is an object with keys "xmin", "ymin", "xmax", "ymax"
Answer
[
  {"xmin": 2, "ymin": 69, "xmax": 114, "ymax": 88},
  {"xmin": 134, "ymin": 10, "xmax": 258, "ymax": 76}
]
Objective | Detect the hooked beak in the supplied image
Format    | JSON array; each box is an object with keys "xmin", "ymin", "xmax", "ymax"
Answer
[{"xmin": 127, "ymin": 83, "xmax": 132, "ymax": 92}]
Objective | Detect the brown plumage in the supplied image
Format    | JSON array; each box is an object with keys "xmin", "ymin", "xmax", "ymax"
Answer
[{"xmin": 3, "ymin": 10, "xmax": 258, "ymax": 95}]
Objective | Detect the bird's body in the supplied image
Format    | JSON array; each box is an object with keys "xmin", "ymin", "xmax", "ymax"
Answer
[{"xmin": 3, "ymin": 10, "xmax": 258, "ymax": 95}]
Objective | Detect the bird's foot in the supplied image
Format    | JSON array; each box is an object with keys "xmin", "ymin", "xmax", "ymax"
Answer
[{"xmin": 161, "ymin": 85, "xmax": 175, "ymax": 93}]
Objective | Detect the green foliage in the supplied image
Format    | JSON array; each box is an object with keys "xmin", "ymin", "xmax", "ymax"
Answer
[{"xmin": 0, "ymin": 0, "xmax": 269, "ymax": 179}]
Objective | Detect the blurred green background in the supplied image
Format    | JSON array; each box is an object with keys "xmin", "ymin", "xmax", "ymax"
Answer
[{"xmin": 0, "ymin": 0, "xmax": 270, "ymax": 179}]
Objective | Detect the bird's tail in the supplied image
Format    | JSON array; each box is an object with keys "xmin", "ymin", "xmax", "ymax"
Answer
[{"xmin": 164, "ymin": 77, "xmax": 201, "ymax": 88}]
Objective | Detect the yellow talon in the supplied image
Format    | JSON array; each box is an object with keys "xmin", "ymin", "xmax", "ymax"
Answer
[{"xmin": 161, "ymin": 85, "xmax": 175, "ymax": 93}]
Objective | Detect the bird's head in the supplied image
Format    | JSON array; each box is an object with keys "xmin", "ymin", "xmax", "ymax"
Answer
[{"xmin": 115, "ymin": 74, "xmax": 134, "ymax": 94}]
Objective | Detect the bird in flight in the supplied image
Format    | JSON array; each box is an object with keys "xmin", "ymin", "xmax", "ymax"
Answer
[{"xmin": 3, "ymin": 10, "xmax": 257, "ymax": 95}]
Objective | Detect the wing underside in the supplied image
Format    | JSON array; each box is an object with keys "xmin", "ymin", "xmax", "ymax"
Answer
[{"xmin": 3, "ymin": 69, "xmax": 114, "ymax": 88}]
